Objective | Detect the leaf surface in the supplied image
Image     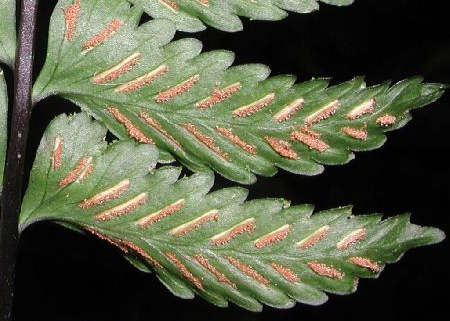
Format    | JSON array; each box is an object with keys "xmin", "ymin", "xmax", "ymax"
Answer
[
  {"xmin": 33, "ymin": 0, "xmax": 446, "ymax": 183},
  {"xmin": 129, "ymin": 0, "xmax": 355, "ymax": 32},
  {"xmin": 0, "ymin": 68, "xmax": 6, "ymax": 193},
  {"xmin": 19, "ymin": 112, "xmax": 445, "ymax": 311},
  {"xmin": 0, "ymin": 0, "xmax": 16, "ymax": 65}
]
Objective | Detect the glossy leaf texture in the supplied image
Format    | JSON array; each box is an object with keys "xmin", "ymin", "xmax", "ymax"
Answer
[
  {"xmin": 32, "ymin": 0, "xmax": 446, "ymax": 184},
  {"xmin": 19, "ymin": 112, "xmax": 445, "ymax": 311},
  {"xmin": 0, "ymin": 68, "xmax": 6, "ymax": 193},
  {"xmin": 129, "ymin": 0, "xmax": 355, "ymax": 32},
  {"xmin": 0, "ymin": 0, "xmax": 16, "ymax": 66}
]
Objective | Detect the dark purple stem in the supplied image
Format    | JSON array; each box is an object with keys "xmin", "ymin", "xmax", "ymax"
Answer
[{"xmin": 0, "ymin": 0, "xmax": 39, "ymax": 320}]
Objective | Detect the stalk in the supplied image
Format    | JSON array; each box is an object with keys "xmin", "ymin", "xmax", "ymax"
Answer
[{"xmin": 0, "ymin": 0, "xmax": 39, "ymax": 319}]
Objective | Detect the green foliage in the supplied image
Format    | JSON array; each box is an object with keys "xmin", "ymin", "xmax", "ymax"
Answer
[
  {"xmin": 19, "ymin": 112, "xmax": 444, "ymax": 311},
  {"xmin": 0, "ymin": 0, "xmax": 16, "ymax": 66},
  {"xmin": 0, "ymin": 68, "xmax": 6, "ymax": 193},
  {"xmin": 129, "ymin": 0, "xmax": 355, "ymax": 32},
  {"xmin": 0, "ymin": 0, "xmax": 443, "ymax": 314},
  {"xmin": 33, "ymin": 0, "xmax": 446, "ymax": 183}
]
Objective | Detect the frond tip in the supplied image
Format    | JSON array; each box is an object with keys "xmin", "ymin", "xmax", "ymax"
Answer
[
  {"xmin": 33, "ymin": 0, "xmax": 447, "ymax": 184},
  {"xmin": 19, "ymin": 112, "xmax": 445, "ymax": 311}
]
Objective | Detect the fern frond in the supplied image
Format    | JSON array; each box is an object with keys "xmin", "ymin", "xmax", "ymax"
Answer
[
  {"xmin": 19, "ymin": 112, "xmax": 445, "ymax": 311},
  {"xmin": 0, "ymin": 0, "xmax": 16, "ymax": 65},
  {"xmin": 129, "ymin": 0, "xmax": 355, "ymax": 32},
  {"xmin": 0, "ymin": 68, "xmax": 6, "ymax": 192},
  {"xmin": 32, "ymin": 0, "xmax": 446, "ymax": 183}
]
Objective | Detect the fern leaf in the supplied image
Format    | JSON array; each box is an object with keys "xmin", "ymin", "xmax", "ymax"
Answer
[
  {"xmin": 0, "ymin": 0, "xmax": 16, "ymax": 65},
  {"xmin": 19, "ymin": 112, "xmax": 445, "ymax": 311},
  {"xmin": 32, "ymin": 0, "xmax": 446, "ymax": 184},
  {"xmin": 129, "ymin": 0, "xmax": 355, "ymax": 32},
  {"xmin": 0, "ymin": 68, "xmax": 6, "ymax": 193}
]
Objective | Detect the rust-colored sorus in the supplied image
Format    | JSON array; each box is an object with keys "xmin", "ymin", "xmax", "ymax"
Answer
[
  {"xmin": 349, "ymin": 256, "xmax": 381, "ymax": 272},
  {"xmin": 122, "ymin": 240, "xmax": 164, "ymax": 270},
  {"xmin": 171, "ymin": 210, "xmax": 219, "ymax": 237},
  {"xmin": 79, "ymin": 179, "xmax": 130, "ymax": 209},
  {"xmin": 95, "ymin": 192, "xmax": 148, "ymax": 221},
  {"xmin": 376, "ymin": 114, "xmax": 396, "ymax": 126},
  {"xmin": 82, "ymin": 19, "xmax": 123, "ymax": 51},
  {"xmin": 308, "ymin": 262, "xmax": 345, "ymax": 279},
  {"xmin": 270, "ymin": 262, "xmax": 300, "ymax": 282},
  {"xmin": 305, "ymin": 100, "xmax": 340, "ymax": 125},
  {"xmin": 137, "ymin": 199, "xmax": 185, "ymax": 228},
  {"xmin": 346, "ymin": 98, "xmax": 376, "ymax": 120},
  {"xmin": 193, "ymin": 255, "xmax": 236, "ymax": 288},
  {"xmin": 139, "ymin": 111, "xmax": 182, "ymax": 150},
  {"xmin": 341, "ymin": 126, "xmax": 368, "ymax": 140},
  {"xmin": 296, "ymin": 225, "xmax": 330, "ymax": 249},
  {"xmin": 211, "ymin": 218, "xmax": 256, "ymax": 246},
  {"xmin": 92, "ymin": 53, "xmax": 141, "ymax": 84},
  {"xmin": 254, "ymin": 224, "xmax": 291, "ymax": 248},
  {"xmin": 227, "ymin": 256, "xmax": 269, "ymax": 286},
  {"xmin": 51, "ymin": 136, "xmax": 63, "ymax": 170},
  {"xmin": 77, "ymin": 160, "xmax": 93, "ymax": 182},
  {"xmin": 273, "ymin": 98, "xmax": 304, "ymax": 122},
  {"xmin": 216, "ymin": 127, "xmax": 257, "ymax": 154},
  {"xmin": 83, "ymin": 227, "xmax": 129, "ymax": 253},
  {"xmin": 196, "ymin": 0, "xmax": 210, "ymax": 6},
  {"xmin": 264, "ymin": 136, "xmax": 298, "ymax": 159},
  {"xmin": 166, "ymin": 252, "xmax": 203, "ymax": 289},
  {"xmin": 116, "ymin": 65, "xmax": 168, "ymax": 93},
  {"xmin": 108, "ymin": 107, "xmax": 153, "ymax": 144},
  {"xmin": 159, "ymin": 0, "xmax": 179, "ymax": 12},
  {"xmin": 291, "ymin": 127, "xmax": 329, "ymax": 152},
  {"xmin": 196, "ymin": 82, "xmax": 242, "ymax": 109},
  {"xmin": 336, "ymin": 228, "xmax": 367, "ymax": 250},
  {"xmin": 63, "ymin": 0, "xmax": 81, "ymax": 41},
  {"xmin": 155, "ymin": 75, "xmax": 200, "ymax": 102},
  {"xmin": 232, "ymin": 93, "xmax": 274, "ymax": 117},
  {"xmin": 183, "ymin": 123, "xmax": 229, "ymax": 160},
  {"xmin": 58, "ymin": 156, "xmax": 91, "ymax": 187}
]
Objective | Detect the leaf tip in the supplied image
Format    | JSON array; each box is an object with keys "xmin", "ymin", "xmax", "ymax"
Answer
[{"xmin": 422, "ymin": 227, "xmax": 446, "ymax": 245}]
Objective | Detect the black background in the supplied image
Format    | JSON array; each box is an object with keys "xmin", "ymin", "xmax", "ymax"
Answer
[{"xmin": 6, "ymin": 0, "xmax": 450, "ymax": 320}]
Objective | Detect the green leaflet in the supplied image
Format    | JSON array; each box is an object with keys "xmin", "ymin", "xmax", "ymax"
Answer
[
  {"xmin": 0, "ymin": 0, "xmax": 16, "ymax": 66},
  {"xmin": 19, "ymin": 112, "xmax": 445, "ymax": 311},
  {"xmin": 33, "ymin": 0, "xmax": 446, "ymax": 184},
  {"xmin": 129, "ymin": 0, "xmax": 355, "ymax": 32},
  {"xmin": 0, "ymin": 68, "xmax": 7, "ymax": 194}
]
